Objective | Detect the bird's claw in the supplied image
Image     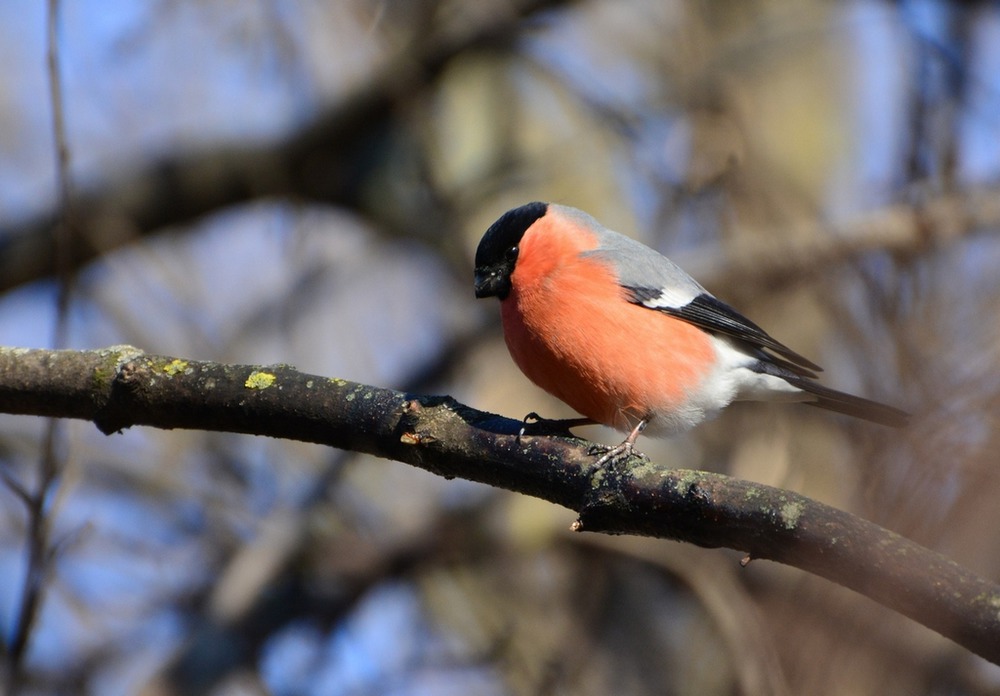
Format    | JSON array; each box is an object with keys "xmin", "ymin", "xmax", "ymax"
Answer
[
  {"xmin": 588, "ymin": 441, "xmax": 648, "ymax": 469},
  {"xmin": 587, "ymin": 418, "xmax": 649, "ymax": 468},
  {"xmin": 517, "ymin": 413, "xmax": 591, "ymax": 441}
]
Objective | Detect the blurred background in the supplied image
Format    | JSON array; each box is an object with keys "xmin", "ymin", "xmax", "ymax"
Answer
[{"xmin": 1, "ymin": 0, "xmax": 999, "ymax": 693}]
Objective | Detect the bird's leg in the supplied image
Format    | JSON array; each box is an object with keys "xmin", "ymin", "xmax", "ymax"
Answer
[
  {"xmin": 591, "ymin": 419, "xmax": 648, "ymax": 468},
  {"xmin": 517, "ymin": 412, "xmax": 594, "ymax": 440}
]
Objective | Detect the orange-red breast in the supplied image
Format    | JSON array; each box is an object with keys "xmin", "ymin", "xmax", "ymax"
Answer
[{"xmin": 474, "ymin": 202, "xmax": 908, "ymax": 453}]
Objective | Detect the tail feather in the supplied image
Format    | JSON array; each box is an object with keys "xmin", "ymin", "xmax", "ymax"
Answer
[{"xmin": 783, "ymin": 374, "xmax": 910, "ymax": 428}]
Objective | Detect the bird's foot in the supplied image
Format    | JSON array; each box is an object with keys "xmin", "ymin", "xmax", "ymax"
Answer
[
  {"xmin": 588, "ymin": 419, "xmax": 649, "ymax": 469},
  {"xmin": 517, "ymin": 412, "xmax": 593, "ymax": 441},
  {"xmin": 588, "ymin": 440, "xmax": 649, "ymax": 469}
]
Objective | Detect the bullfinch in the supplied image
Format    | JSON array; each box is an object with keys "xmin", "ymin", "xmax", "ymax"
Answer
[{"xmin": 474, "ymin": 201, "xmax": 908, "ymax": 457}]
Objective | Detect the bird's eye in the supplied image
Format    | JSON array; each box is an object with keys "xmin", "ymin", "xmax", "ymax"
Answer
[{"xmin": 505, "ymin": 246, "xmax": 519, "ymax": 262}]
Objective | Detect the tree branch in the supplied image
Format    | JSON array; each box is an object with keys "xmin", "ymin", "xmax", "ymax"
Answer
[{"xmin": 1, "ymin": 345, "xmax": 998, "ymax": 664}]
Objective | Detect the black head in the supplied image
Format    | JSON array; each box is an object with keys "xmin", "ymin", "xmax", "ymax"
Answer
[{"xmin": 474, "ymin": 202, "xmax": 548, "ymax": 300}]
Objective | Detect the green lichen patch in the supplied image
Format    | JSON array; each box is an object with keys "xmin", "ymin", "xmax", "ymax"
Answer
[
  {"xmin": 980, "ymin": 593, "xmax": 1000, "ymax": 612},
  {"xmin": 245, "ymin": 371, "xmax": 277, "ymax": 390},
  {"xmin": 779, "ymin": 500, "xmax": 805, "ymax": 530},
  {"xmin": 163, "ymin": 359, "xmax": 189, "ymax": 375}
]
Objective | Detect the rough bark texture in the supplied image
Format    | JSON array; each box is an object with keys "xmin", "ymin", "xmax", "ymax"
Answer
[{"xmin": 1, "ymin": 345, "xmax": 999, "ymax": 664}]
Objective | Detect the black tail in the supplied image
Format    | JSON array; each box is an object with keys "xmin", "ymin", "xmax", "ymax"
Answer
[{"xmin": 782, "ymin": 374, "xmax": 910, "ymax": 428}]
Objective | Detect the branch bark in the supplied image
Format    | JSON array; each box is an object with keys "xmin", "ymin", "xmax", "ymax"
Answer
[{"xmin": 1, "ymin": 345, "xmax": 998, "ymax": 664}]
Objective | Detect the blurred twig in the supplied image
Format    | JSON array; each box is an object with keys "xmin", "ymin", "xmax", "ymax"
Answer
[
  {"xmin": 574, "ymin": 535, "xmax": 793, "ymax": 696},
  {"xmin": 2, "ymin": 1, "xmax": 72, "ymax": 692},
  {"xmin": 0, "ymin": 0, "xmax": 576, "ymax": 294},
  {"xmin": 0, "ymin": 345, "xmax": 999, "ymax": 665},
  {"xmin": 676, "ymin": 185, "xmax": 1000, "ymax": 294},
  {"xmin": 140, "ymin": 506, "xmax": 474, "ymax": 696}
]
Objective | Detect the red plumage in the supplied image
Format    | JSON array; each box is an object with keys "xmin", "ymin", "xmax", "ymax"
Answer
[
  {"xmin": 500, "ymin": 214, "xmax": 714, "ymax": 432},
  {"xmin": 474, "ymin": 202, "xmax": 908, "ymax": 445}
]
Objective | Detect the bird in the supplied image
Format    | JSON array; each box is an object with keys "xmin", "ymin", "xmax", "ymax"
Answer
[{"xmin": 473, "ymin": 201, "xmax": 908, "ymax": 459}]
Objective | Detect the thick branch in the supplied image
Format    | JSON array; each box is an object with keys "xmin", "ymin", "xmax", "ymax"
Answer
[{"xmin": 1, "ymin": 345, "xmax": 998, "ymax": 664}]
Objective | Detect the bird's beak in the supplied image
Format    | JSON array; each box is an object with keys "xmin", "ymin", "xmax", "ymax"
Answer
[
  {"xmin": 474, "ymin": 270, "xmax": 496, "ymax": 298},
  {"xmin": 474, "ymin": 269, "xmax": 508, "ymax": 299}
]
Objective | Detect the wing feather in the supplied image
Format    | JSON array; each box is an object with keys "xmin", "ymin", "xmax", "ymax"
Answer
[{"xmin": 624, "ymin": 288, "xmax": 822, "ymax": 377}]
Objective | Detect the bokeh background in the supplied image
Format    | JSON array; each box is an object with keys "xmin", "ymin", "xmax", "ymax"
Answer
[{"xmin": 2, "ymin": 0, "xmax": 1000, "ymax": 694}]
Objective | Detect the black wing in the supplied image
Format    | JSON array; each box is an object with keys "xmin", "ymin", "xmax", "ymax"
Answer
[{"xmin": 624, "ymin": 287, "xmax": 822, "ymax": 378}]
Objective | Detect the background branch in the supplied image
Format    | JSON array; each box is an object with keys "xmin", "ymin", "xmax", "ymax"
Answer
[
  {"xmin": 0, "ymin": 345, "xmax": 997, "ymax": 665},
  {"xmin": 0, "ymin": 0, "xmax": 574, "ymax": 295}
]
